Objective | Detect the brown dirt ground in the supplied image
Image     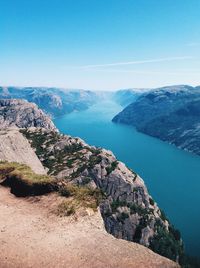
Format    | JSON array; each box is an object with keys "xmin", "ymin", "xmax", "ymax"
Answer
[{"xmin": 0, "ymin": 186, "xmax": 179, "ymax": 268}]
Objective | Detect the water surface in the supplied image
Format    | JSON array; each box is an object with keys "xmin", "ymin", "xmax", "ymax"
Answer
[{"xmin": 54, "ymin": 100, "xmax": 200, "ymax": 257}]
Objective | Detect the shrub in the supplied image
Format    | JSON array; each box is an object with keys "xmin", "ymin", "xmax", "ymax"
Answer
[
  {"xmin": 111, "ymin": 200, "xmax": 127, "ymax": 212},
  {"xmin": 106, "ymin": 161, "xmax": 118, "ymax": 175},
  {"xmin": 149, "ymin": 225, "xmax": 184, "ymax": 262},
  {"xmin": 149, "ymin": 197, "xmax": 155, "ymax": 206},
  {"xmin": 117, "ymin": 212, "xmax": 129, "ymax": 223},
  {"xmin": 57, "ymin": 200, "xmax": 76, "ymax": 216}
]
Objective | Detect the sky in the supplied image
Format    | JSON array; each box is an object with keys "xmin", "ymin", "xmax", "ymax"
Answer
[{"xmin": 1, "ymin": 0, "xmax": 200, "ymax": 90}]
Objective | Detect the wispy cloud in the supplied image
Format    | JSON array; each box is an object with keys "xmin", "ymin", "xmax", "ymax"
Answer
[{"xmin": 79, "ymin": 56, "xmax": 192, "ymax": 69}]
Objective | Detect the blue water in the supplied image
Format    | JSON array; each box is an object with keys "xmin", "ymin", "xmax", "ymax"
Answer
[{"xmin": 54, "ymin": 100, "xmax": 200, "ymax": 257}]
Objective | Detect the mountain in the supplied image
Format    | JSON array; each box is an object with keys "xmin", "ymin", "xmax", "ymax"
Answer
[
  {"xmin": 0, "ymin": 99, "xmax": 57, "ymax": 130},
  {"xmin": 0, "ymin": 87, "xmax": 99, "ymax": 117},
  {"xmin": 113, "ymin": 88, "xmax": 151, "ymax": 107},
  {"xmin": 0, "ymin": 99, "xmax": 185, "ymax": 267},
  {"xmin": 113, "ymin": 85, "xmax": 200, "ymax": 156}
]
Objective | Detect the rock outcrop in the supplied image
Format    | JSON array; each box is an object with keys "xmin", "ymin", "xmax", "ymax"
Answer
[
  {"xmin": 0, "ymin": 99, "xmax": 57, "ymax": 130},
  {"xmin": 113, "ymin": 85, "xmax": 200, "ymax": 156},
  {"xmin": 0, "ymin": 128, "xmax": 46, "ymax": 175},
  {"xmin": 21, "ymin": 127, "xmax": 184, "ymax": 262}
]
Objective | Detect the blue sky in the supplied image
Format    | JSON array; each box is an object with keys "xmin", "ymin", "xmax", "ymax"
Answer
[{"xmin": 1, "ymin": 0, "xmax": 200, "ymax": 90}]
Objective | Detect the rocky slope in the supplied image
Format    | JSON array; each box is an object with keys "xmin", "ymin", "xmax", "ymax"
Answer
[
  {"xmin": 19, "ymin": 127, "xmax": 184, "ymax": 263},
  {"xmin": 113, "ymin": 85, "xmax": 200, "ymax": 155},
  {"xmin": 0, "ymin": 99, "xmax": 57, "ymax": 130},
  {"xmin": 0, "ymin": 87, "xmax": 99, "ymax": 117}
]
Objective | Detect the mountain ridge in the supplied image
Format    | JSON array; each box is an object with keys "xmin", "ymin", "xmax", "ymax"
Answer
[{"xmin": 113, "ymin": 85, "xmax": 200, "ymax": 156}]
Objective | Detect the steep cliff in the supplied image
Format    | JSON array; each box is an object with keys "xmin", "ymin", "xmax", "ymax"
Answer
[
  {"xmin": 20, "ymin": 127, "xmax": 184, "ymax": 263},
  {"xmin": 113, "ymin": 85, "xmax": 200, "ymax": 156}
]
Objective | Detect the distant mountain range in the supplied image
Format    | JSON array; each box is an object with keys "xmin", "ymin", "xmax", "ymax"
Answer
[
  {"xmin": 113, "ymin": 85, "xmax": 200, "ymax": 156},
  {"xmin": 112, "ymin": 88, "xmax": 151, "ymax": 106},
  {"xmin": 0, "ymin": 87, "xmax": 99, "ymax": 117}
]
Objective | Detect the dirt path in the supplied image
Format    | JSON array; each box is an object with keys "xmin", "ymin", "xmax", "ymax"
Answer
[{"xmin": 0, "ymin": 186, "xmax": 179, "ymax": 268}]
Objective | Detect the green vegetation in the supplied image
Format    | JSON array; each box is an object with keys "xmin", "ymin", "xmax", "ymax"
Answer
[
  {"xmin": 149, "ymin": 197, "xmax": 155, "ymax": 206},
  {"xmin": 150, "ymin": 224, "xmax": 184, "ymax": 262},
  {"xmin": 111, "ymin": 199, "xmax": 127, "ymax": 212},
  {"xmin": 110, "ymin": 199, "xmax": 150, "ymax": 216},
  {"xmin": 117, "ymin": 211, "xmax": 129, "ymax": 223},
  {"xmin": 81, "ymin": 176, "xmax": 92, "ymax": 185},
  {"xmin": 20, "ymin": 129, "xmax": 85, "ymax": 175},
  {"xmin": 20, "ymin": 129, "xmax": 103, "ymax": 179},
  {"xmin": 0, "ymin": 161, "xmax": 56, "ymax": 196},
  {"xmin": 88, "ymin": 154, "xmax": 102, "ymax": 169},
  {"xmin": 106, "ymin": 161, "xmax": 118, "ymax": 175}
]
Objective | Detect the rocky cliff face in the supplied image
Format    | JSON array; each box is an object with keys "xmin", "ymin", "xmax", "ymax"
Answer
[
  {"xmin": 21, "ymin": 127, "xmax": 184, "ymax": 262},
  {"xmin": 113, "ymin": 85, "xmax": 200, "ymax": 156},
  {"xmin": 0, "ymin": 99, "xmax": 57, "ymax": 130}
]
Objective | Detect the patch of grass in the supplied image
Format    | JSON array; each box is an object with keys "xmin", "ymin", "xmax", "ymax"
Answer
[
  {"xmin": 0, "ymin": 161, "xmax": 56, "ymax": 196},
  {"xmin": 58, "ymin": 184, "xmax": 104, "ymax": 213},
  {"xmin": 57, "ymin": 200, "xmax": 76, "ymax": 216}
]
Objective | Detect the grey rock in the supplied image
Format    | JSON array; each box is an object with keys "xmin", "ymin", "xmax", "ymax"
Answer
[{"xmin": 0, "ymin": 99, "xmax": 57, "ymax": 131}]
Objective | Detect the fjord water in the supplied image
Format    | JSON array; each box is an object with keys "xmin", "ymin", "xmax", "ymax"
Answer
[{"xmin": 54, "ymin": 100, "xmax": 200, "ymax": 257}]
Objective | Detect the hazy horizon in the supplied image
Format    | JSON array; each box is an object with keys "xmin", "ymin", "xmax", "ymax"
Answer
[{"xmin": 1, "ymin": 82, "xmax": 200, "ymax": 92}]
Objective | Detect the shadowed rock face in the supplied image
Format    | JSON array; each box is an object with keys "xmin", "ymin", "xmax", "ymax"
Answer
[
  {"xmin": 0, "ymin": 99, "xmax": 57, "ymax": 131},
  {"xmin": 113, "ymin": 85, "xmax": 200, "ymax": 156}
]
